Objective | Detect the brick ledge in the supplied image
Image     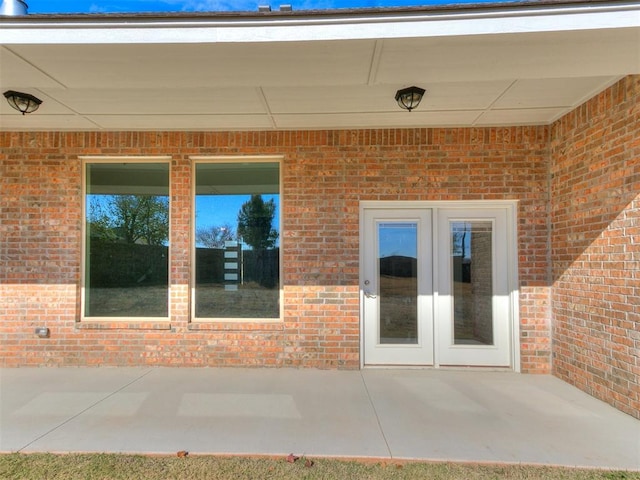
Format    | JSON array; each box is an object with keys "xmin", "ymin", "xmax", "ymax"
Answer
[
  {"xmin": 187, "ymin": 321, "xmax": 284, "ymax": 332},
  {"xmin": 77, "ymin": 321, "xmax": 171, "ymax": 330}
]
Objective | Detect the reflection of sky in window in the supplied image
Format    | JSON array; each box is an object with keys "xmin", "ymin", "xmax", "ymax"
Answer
[
  {"xmin": 451, "ymin": 222, "xmax": 483, "ymax": 259},
  {"xmin": 379, "ymin": 223, "xmax": 417, "ymax": 259},
  {"xmin": 195, "ymin": 194, "xmax": 280, "ymax": 247}
]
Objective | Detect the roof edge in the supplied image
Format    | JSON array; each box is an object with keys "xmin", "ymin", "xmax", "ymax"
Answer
[{"xmin": 3, "ymin": 0, "xmax": 639, "ymax": 22}]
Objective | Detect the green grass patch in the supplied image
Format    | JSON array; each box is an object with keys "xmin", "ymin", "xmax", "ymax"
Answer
[{"xmin": 1, "ymin": 453, "xmax": 638, "ymax": 480}]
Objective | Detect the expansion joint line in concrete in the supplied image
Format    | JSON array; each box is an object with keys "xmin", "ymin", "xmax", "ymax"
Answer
[
  {"xmin": 359, "ymin": 372, "xmax": 393, "ymax": 459},
  {"xmin": 17, "ymin": 369, "xmax": 155, "ymax": 452}
]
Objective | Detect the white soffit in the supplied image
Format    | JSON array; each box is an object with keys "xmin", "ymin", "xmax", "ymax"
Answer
[
  {"xmin": 272, "ymin": 110, "xmax": 485, "ymax": 129},
  {"xmin": 88, "ymin": 114, "xmax": 275, "ymax": 130},
  {"xmin": 263, "ymin": 81, "xmax": 514, "ymax": 113},
  {"xmin": 42, "ymin": 88, "xmax": 267, "ymax": 115},
  {"xmin": 0, "ymin": 1, "xmax": 639, "ymax": 131},
  {"xmin": 374, "ymin": 29, "xmax": 640, "ymax": 83},
  {"xmin": 4, "ymin": 41, "xmax": 375, "ymax": 88},
  {"xmin": 492, "ymin": 77, "xmax": 618, "ymax": 109}
]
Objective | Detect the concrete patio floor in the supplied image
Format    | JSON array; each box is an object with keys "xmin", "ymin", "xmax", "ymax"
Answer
[{"xmin": 0, "ymin": 367, "xmax": 638, "ymax": 470}]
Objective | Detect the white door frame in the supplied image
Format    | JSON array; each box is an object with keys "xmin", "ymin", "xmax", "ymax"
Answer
[
  {"xmin": 361, "ymin": 208, "xmax": 434, "ymax": 365},
  {"xmin": 359, "ymin": 200, "xmax": 520, "ymax": 371}
]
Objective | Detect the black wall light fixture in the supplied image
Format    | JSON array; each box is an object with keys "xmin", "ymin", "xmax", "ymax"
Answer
[
  {"xmin": 395, "ymin": 86, "xmax": 425, "ymax": 112},
  {"xmin": 4, "ymin": 90, "xmax": 42, "ymax": 114}
]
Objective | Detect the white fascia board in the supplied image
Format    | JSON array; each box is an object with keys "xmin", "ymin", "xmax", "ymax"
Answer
[{"xmin": 1, "ymin": 3, "xmax": 639, "ymax": 44}]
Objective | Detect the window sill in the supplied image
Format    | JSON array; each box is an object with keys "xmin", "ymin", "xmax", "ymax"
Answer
[
  {"xmin": 188, "ymin": 320, "xmax": 283, "ymax": 332},
  {"xmin": 77, "ymin": 320, "xmax": 171, "ymax": 330}
]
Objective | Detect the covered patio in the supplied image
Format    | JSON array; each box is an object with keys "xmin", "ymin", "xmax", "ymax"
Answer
[
  {"xmin": 1, "ymin": 0, "xmax": 639, "ymax": 423},
  {"xmin": 1, "ymin": 367, "xmax": 639, "ymax": 469}
]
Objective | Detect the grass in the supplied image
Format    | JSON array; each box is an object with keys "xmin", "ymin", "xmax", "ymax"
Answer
[{"xmin": 1, "ymin": 453, "xmax": 638, "ymax": 480}]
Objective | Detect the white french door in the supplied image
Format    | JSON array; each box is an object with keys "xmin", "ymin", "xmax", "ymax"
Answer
[
  {"xmin": 362, "ymin": 208, "xmax": 434, "ymax": 365},
  {"xmin": 361, "ymin": 203, "xmax": 515, "ymax": 368},
  {"xmin": 436, "ymin": 207, "xmax": 512, "ymax": 366}
]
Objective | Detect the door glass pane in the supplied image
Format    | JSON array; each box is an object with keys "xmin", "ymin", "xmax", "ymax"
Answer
[
  {"xmin": 85, "ymin": 163, "xmax": 169, "ymax": 318},
  {"xmin": 378, "ymin": 222, "xmax": 418, "ymax": 344},
  {"xmin": 451, "ymin": 221, "xmax": 493, "ymax": 345},
  {"xmin": 195, "ymin": 162, "xmax": 280, "ymax": 319}
]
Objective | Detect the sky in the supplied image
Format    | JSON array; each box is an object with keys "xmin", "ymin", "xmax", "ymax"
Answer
[
  {"xmin": 27, "ymin": 0, "xmax": 517, "ymax": 14},
  {"xmin": 379, "ymin": 223, "xmax": 417, "ymax": 259},
  {"xmin": 196, "ymin": 194, "xmax": 280, "ymax": 248}
]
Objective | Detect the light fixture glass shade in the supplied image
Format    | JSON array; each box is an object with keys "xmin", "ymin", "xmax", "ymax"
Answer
[
  {"xmin": 4, "ymin": 90, "xmax": 42, "ymax": 115},
  {"xmin": 395, "ymin": 86, "xmax": 425, "ymax": 112}
]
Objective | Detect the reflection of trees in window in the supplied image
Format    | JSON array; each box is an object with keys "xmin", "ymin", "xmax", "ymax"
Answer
[
  {"xmin": 237, "ymin": 195, "xmax": 279, "ymax": 289},
  {"xmin": 195, "ymin": 223, "xmax": 235, "ymax": 248},
  {"xmin": 88, "ymin": 195, "xmax": 169, "ymax": 245},
  {"xmin": 452, "ymin": 223, "xmax": 468, "ymax": 258},
  {"xmin": 237, "ymin": 195, "xmax": 278, "ymax": 251}
]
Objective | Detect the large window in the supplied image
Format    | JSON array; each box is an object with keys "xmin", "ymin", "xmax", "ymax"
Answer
[
  {"xmin": 83, "ymin": 161, "xmax": 170, "ymax": 319},
  {"xmin": 194, "ymin": 160, "xmax": 280, "ymax": 320}
]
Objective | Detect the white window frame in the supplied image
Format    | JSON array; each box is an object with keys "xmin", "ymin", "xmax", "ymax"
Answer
[
  {"xmin": 80, "ymin": 156, "xmax": 172, "ymax": 322},
  {"xmin": 190, "ymin": 155, "xmax": 284, "ymax": 323}
]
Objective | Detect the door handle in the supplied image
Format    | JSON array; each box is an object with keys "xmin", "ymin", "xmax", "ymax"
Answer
[{"xmin": 364, "ymin": 290, "xmax": 377, "ymax": 299}]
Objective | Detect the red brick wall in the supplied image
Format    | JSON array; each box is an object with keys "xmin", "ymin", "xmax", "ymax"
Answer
[
  {"xmin": 1, "ymin": 127, "xmax": 550, "ymax": 371},
  {"xmin": 550, "ymin": 75, "xmax": 640, "ymax": 419},
  {"xmin": 470, "ymin": 229, "xmax": 493, "ymax": 344}
]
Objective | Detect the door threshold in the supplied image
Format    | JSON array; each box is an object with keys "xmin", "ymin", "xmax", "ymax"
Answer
[{"xmin": 362, "ymin": 365, "xmax": 514, "ymax": 372}]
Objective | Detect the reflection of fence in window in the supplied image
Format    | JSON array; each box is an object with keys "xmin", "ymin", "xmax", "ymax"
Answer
[
  {"xmin": 86, "ymin": 241, "xmax": 169, "ymax": 317},
  {"xmin": 195, "ymin": 246, "xmax": 280, "ymax": 319},
  {"xmin": 196, "ymin": 247, "xmax": 279, "ymax": 287},
  {"xmin": 89, "ymin": 241, "xmax": 168, "ymax": 287}
]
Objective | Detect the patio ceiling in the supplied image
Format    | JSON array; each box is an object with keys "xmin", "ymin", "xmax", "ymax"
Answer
[{"xmin": 1, "ymin": 1, "xmax": 639, "ymax": 131}]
